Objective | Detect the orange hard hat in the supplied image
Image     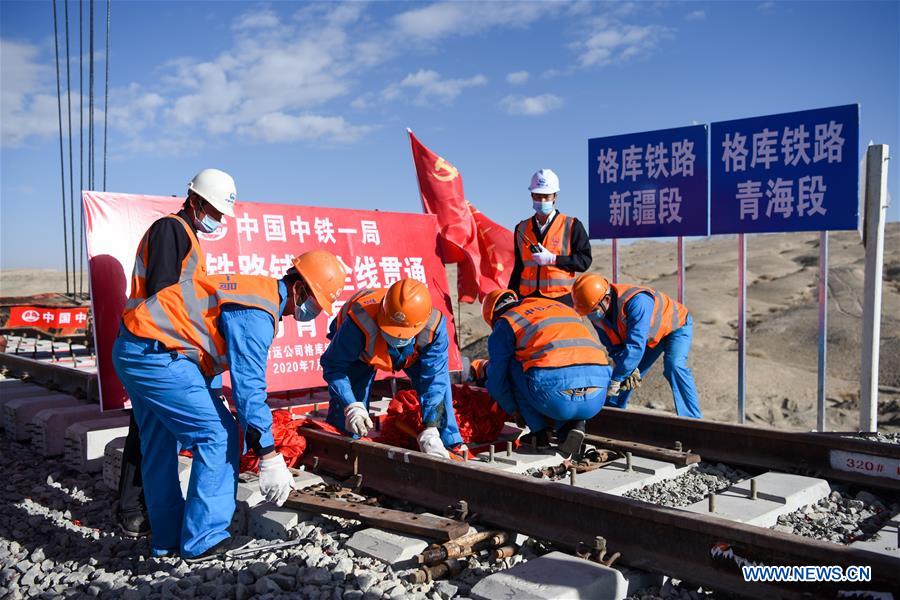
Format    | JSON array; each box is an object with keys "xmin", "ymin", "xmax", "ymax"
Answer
[
  {"xmin": 481, "ymin": 288, "xmax": 517, "ymax": 327},
  {"xmin": 572, "ymin": 273, "xmax": 610, "ymax": 316},
  {"xmin": 377, "ymin": 279, "xmax": 433, "ymax": 338},
  {"xmin": 291, "ymin": 250, "xmax": 347, "ymax": 315}
]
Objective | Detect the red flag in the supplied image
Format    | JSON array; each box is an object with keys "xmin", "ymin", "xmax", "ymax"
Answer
[
  {"xmin": 468, "ymin": 201, "xmax": 514, "ymax": 294},
  {"xmin": 408, "ymin": 130, "xmax": 482, "ymax": 302},
  {"xmin": 408, "ymin": 129, "xmax": 515, "ymax": 302}
]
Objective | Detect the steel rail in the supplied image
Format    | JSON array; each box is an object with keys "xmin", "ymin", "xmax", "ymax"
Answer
[
  {"xmin": 587, "ymin": 408, "xmax": 900, "ymax": 492},
  {"xmin": 0, "ymin": 353, "xmax": 98, "ymax": 401},
  {"xmin": 299, "ymin": 428, "xmax": 899, "ymax": 599}
]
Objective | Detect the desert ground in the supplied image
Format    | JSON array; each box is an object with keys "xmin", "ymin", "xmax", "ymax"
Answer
[{"xmin": 2, "ymin": 223, "xmax": 897, "ymax": 433}]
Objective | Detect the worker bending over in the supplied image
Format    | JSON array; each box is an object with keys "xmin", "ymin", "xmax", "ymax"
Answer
[
  {"xmin": 117, "ymin": 168, "xmax": 236, "ymax": 538},
  {"xmin": 481, "ymin": 289, "xmax": 611, "ymax": 456},
  {"xmin": 572, "ymin": 274, "xmax": 702, "ymax": 419},
  {"xmin": 321, "ymin": 279, "xmax": 463, "ymax": 458},
  {"xmin": 113, "ymin": 250, "xmax": 346, "ymax": 561}
]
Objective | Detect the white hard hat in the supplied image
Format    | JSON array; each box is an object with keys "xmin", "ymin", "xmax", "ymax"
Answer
[
  {"xmin": 187, "ymin": 168, "xmax": 236, "ymax": 217},
  {"xmin": 528, "ymin": 169, "xmax": 560, "ymax": 194}
]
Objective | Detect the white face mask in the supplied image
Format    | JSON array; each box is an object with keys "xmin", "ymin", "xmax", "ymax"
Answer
[
  {"xmin": 192, "ymin": 201, "xmax": 222, "ymax": 233},
  {"xmin": 532, "ymin": 200, "xmax": 554, "ymax": 216},
  {"xmin": 383, "ymin": 331, "xmax": 414, "ymax": 348}
]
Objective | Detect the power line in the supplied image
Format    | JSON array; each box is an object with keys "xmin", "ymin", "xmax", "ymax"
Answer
[
  {"xmin": 103, "ymin": 0, "xmax": 110, "ymax": 193},
  {"xmin": 53, "ymin": 0, "xmax": 71, "ymax": 296},
  {"xmin": 65, "ymin": 0, "xmax": 76, "ymax": 298},
  {"xmin": 79, "ymin": 0, "xmax": 84, "ymax": 297}
]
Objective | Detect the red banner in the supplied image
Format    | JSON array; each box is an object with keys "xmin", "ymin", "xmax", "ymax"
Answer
[
  {"xmin": 3, "ymin": 305, "xmax": 90, "ymax": 335},
  {"xmin": 83, "ymin": 192, "xmax": 461, "ymax": 411}
]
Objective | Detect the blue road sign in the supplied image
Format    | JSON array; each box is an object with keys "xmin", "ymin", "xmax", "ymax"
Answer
[
  {"xmin": 710, "ymin": 104, "xmax": 859, "ymax": 234},
  {"xmin": 588, "ymin": 125, "xmax": 709, "ymax": 239}
]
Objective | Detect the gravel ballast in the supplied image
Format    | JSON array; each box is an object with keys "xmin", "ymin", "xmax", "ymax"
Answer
[{"xmin": 0, "ymin": 434, "xmax": 537, "ymax": 599}]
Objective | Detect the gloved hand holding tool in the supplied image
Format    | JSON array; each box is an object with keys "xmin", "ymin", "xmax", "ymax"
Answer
[
  {"xmin": 344, "ymin": 402, "xmax": 373, "ymax": 437},
  {"xmin": 258, "ymin": 454, "xmax": 296, "ymax": 506},
  {"xmin": 621, "ymin": 368, "xmax": 642, "ymax": 391},
  {"xmin": 531, "ymin": 243, "xmax": 556, "ymax": 266}
]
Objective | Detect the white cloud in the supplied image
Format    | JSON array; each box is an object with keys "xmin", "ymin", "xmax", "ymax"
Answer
[
  {"xmin": 501, "ymin": 94, "xmax": 563, "ymax": 116},
  {"xmin": 758, "ymin": 1, "xmax": 776, "ymax": 12},
  {"xmin": 393, "ymin": 2, "xmax": 561, "ymax": 41},
  {"xmin": 232, "ymin": 7, "xmax": 280, "ymax": 30},
  {"xmin": 388, "ymin": 69, "xmax": 488, "ymax": 105},
  {"xmin": 686, "ymin": 9, "xmax": 706, "ymax": 20},
  {"xmin": 577, "ymin": 23, "xmax": 669, "ymax": 68},
  {"xmin": 506, "ymin": 71, "xmax": 530, "ymax": 85},
  {"xmin": 0, "ymin": 40, "xmax": 58, "ymax": 146},
  {"xmin": 239, "ymin": 112, "xmax": 375, "ymax": 143}
]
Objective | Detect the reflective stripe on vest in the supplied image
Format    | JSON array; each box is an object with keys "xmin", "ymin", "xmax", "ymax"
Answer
[
  {"xmin": 340, "ymin": 287, "xmax": 442, "ymax": 372},
  {"xmin": 125, "ymin": 214, "xmax": 206, "ymax": 310},
  {"xmin": 516, "ymin": 214, "xmax": 577, "ymax": 298},
  {"xmin": 501, "ymin": 297, "xmax": 608, "ymax": 371},
  {"xmin": 123, "ymin": 275, "xmax": 280, "ymax": 376},
  {"xmin": 594, "ymin": 283, "xmax": 688, "ymax": 349}
]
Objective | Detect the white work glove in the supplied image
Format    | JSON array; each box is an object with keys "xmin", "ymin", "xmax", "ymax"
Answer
[
  {"xmin": 622, "ymin": 368, "xmax": 642, "ymax": 391},
  {"xmin": 607, "ymin": 380, "xmax": 622, "ymax": 398},
  {"xmin": 531, "ymin": 244, "xmax": 557, "ymax": 266},
  {"xmin": 417, "ymin": 427, "xmax": 450, "ymax": 459},
  {"xmin": 344, "ymin": 402, "xmax": 373, "ymax": 437},
  {"xmin": 258, "ymin": 454, "xmax": 296, "ymax": 506}
]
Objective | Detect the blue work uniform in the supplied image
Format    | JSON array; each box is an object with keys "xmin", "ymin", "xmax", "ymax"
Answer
[
  {"xmin": 112, "ymin": 281, "xmax": 286, "ymax": 557},
  {"xmin": 592, "ymin": 293, "xmax": 701, "ymax": 418},
  {"xmin": 485, "ymin": 312, "xmax": 611, "ymax": 434},
  {"xmin": 321, "ymin": 317, "xmax": 463, "ymax": 448}
]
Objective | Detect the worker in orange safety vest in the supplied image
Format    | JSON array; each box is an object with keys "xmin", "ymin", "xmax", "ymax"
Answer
[
  {"xmin": 508, "ymin": 169, "xmax": 592, "ymax": 307},
  {"xmin": 572, "ymin": 273, "xmax": 702, "ymax": 418},
  {"xmin": 114, "ymin": 250, "xmax": 346, "ymax": 562},
  {"xmin": 480, "ymin": 289, "xmax": 611, "ymax": 457},
  {"xmin": 321, "ymin": 279, "xmax": 464, "ymax": 459}
]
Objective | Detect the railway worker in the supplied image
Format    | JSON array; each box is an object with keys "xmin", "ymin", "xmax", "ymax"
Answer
[
  {"xmin": 572, "ymin": 274, "xmax": 702, "ymax": 419},
  {"xmin": 321, "ymin": 279, "xmax": 464, "ymax": 459},
  {"xmin": 113, "ymin": 250, "xmax": 346, "ymax": 561},
  {"xmin": 116, "ymin": 168, "xmax": 237, "ymax": 539},
  {"xmin": 481, "ymin": 288, "xmax": 612, "ymax": 457},
  {"xmin": 508, "ymin": 169, "xmax": 592, "ymax": 308}
]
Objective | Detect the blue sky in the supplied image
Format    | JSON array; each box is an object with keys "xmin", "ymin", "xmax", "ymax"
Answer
[{"xmin": 2, "ymin": 0, "xmax": 898, "ymax": 270}]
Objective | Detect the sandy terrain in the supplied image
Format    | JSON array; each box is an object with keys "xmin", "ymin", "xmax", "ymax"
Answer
[
  {"xmin": 449, "ymin": 223, "xmax": 900, "ymax": 433},
  {"xmin": 1, "ymin": 225, "xmax": 897, "ymax": 432}
]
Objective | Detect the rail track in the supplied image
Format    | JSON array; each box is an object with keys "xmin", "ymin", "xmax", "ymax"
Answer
[{"xmin": 1, "ymin": 355, "xmax": 898, "ymax": 598}]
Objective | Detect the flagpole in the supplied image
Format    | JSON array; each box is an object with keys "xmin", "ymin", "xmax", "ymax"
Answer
[{"xmin": 406, "ymin": 127, "xmax": 465, "ymax": 362}]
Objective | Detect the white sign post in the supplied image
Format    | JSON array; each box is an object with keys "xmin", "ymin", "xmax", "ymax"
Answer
[{"xmin": 859, "ymin": 144, "xmax": 890, "ymax": 432}]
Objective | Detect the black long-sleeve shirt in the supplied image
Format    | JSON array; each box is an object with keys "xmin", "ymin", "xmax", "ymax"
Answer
[
  {"xmin": 143, "ymin": 209, "xmax": 195, "ymax": 296},
  {"xmin": 508, "ymin": 212, "xmax": 592, "ymax": 305}
]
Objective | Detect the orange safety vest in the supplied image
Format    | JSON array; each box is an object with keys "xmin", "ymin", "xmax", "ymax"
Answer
[
  {"xmin": 500, "ymin": 297, "xmax": 608, "ymax": 372},
  {"xmin": 122, "ymin": 274, "xmax": 280, "ymax": 376},
  {"xmin": 587, "ymin": 283, "xmax": 689, "ymax": 349},
  {"xmin": 333, "ymin": 288, "xmax": 443, "ymax": 372},
  {"xmin": 125, "ymin": 214, "xmax": 206, "ymax": 310},
  {"xmin": 515, "ymin": 213, "xmax": 577, "ymax": 298}
]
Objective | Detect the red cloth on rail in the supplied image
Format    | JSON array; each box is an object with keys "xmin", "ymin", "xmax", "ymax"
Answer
[
  {"xmin": 378, "ymin": 384, "xmax": 507, "ymax": 448},
  {"xmin": 239, "ymin": 409, "xmax": 308, "ymax": 473}
]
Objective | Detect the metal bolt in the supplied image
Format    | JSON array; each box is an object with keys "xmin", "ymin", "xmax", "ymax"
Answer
[
  {"xmin": 750, "ymin": 479, "xmax": 758, "ymax": 500},
  {"xmin": 708, "ymin": 493, "xmax": 716, "ymax": 513},
  {"xmin": 625, "ymin": 452, "xmax": 633, "ymax": 472},
  {"xmin": 313, "ymin": 402, "xmax": 318, "ymax": 414},
  {"xmin": 488, "ymin": 445, "xmax": 495, "ymax": 463},
  {"xmin": 569, "ymin": 467, "xmax": 577, "ymax": 486},
  {"xmin": 674, "ymin": 441, "xmax": 683, "ymax": 452},
  {"xmin": 506, "ymin": 441, "xmax": 513, "ymax": 457}
]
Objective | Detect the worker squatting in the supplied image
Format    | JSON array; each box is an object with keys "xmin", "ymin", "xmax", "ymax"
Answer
[{"xmin": 111, "ymin": 167, "xmax": 702, "ymax": 563}]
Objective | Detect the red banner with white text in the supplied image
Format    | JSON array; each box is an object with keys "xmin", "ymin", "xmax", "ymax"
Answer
[{"xmin": 83, "ymin": 192, "xmax": 461, "ymax": 411}]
